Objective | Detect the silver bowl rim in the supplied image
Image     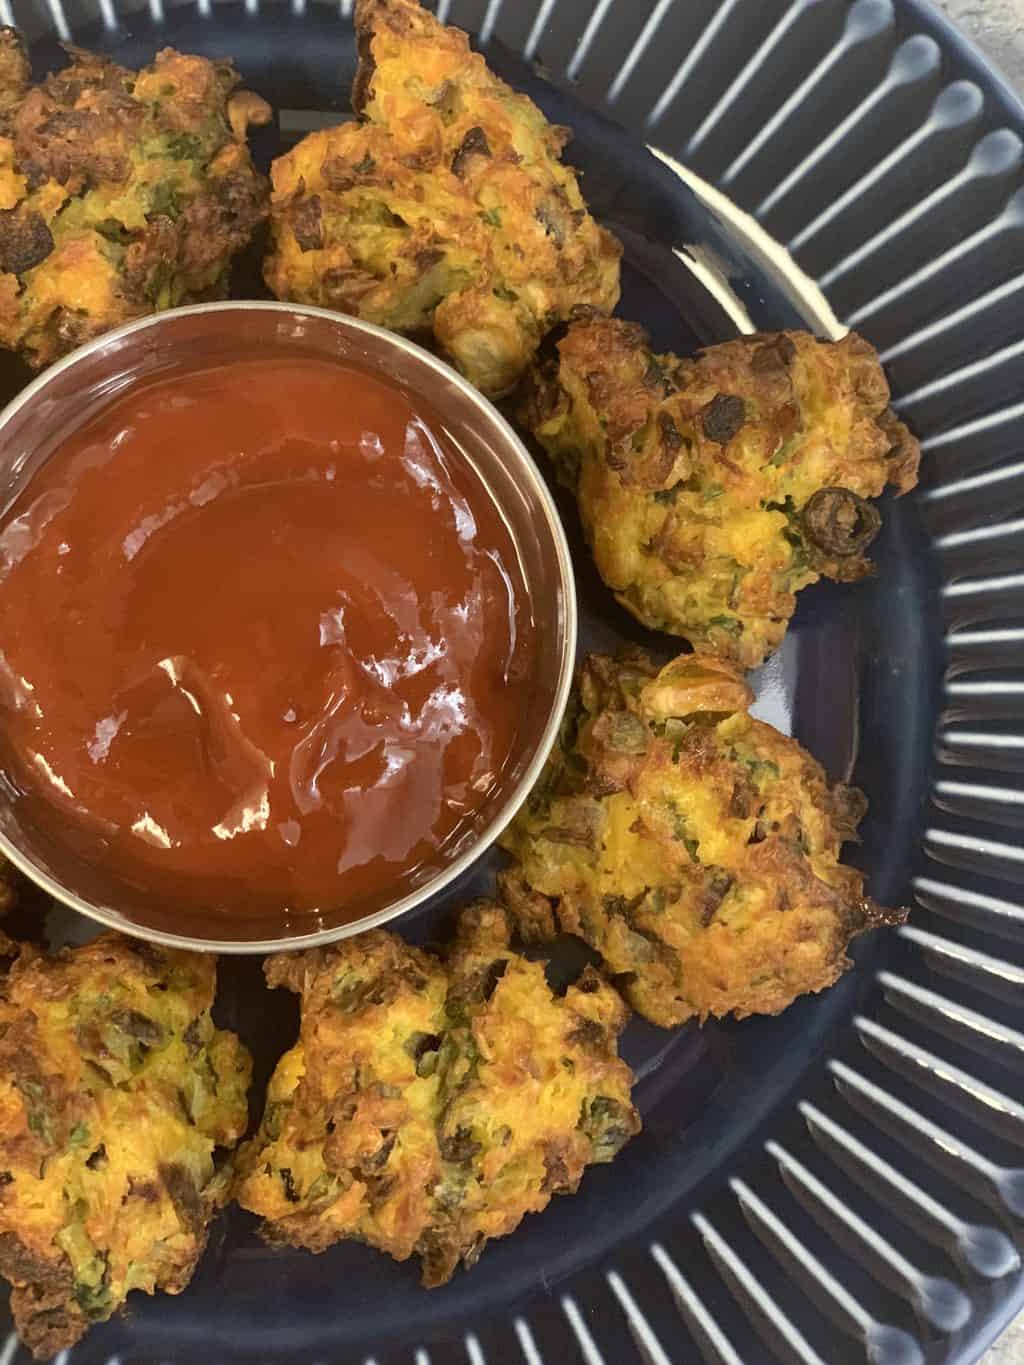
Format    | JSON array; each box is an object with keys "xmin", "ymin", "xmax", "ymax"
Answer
[{"xmin": 0, "ymin": 299, "xmax": 578, "ymax": 954}]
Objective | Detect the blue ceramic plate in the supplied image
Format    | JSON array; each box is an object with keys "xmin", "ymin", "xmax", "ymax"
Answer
[{"xmin": 2, "ymin": 2, "xmax": 1022, "ymax": 1362}]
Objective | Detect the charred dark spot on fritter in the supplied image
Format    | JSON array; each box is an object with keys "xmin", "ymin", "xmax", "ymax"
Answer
[
  {"xmin": 333, "ymin": 973, "xmax": 397, "ymax": 1014},
  {"xmin": 108, "ymin": 1008, "xmax": 163, "ymax": 1048},
  {"xmin": 126, "ymin": 1176, "xmax": 161, "ymax": 1204},
  {"xmin": 878, "ymin": 406, "xmax": 921, "ymax": 494},
  {"xmin": 182, "ymin": 1017, "xmax": 202, "ymax": 1058},
  {"xmin": 700, "ymin": 868, "xmax": 734, "ymax": 926},
  {"xmin": 585, "ymin": 766, "xmax": 626, "ymax": 798},
  {"xmin": 0, "ymin": 28, "xmax": 29, "ymax": 128},
  {"xmin": 574, "ymin": 966, "xmax": 604, "ymax": 995},
  {"xmin": 658, "ymin": 411, "xmax": 684, "ymax": 452},
  {"xmin": 496, "ymin": 868, "xmax": 559, "ymax": 944},
  {"xmin": 535, "ymin": 200, "xmax": 564, "ymax": 248},
  {"xmin": 357, "ymin": 1131, "xmax": 396, "ymax": 1175},
  {"xmin": 451, "ymin": 125, "xmax": 490, "ymax": 177},
  {"xmin": 400, "ymin": 145, "xmax": 440, "ymax": 172},
  {"xmin": 17, "ymin": 159, "xmax": 48, "ymax": 193},
  {"xmin": 351, "ymin": 4, "xmax": 377, "ymax": 117},
  {"xmin": 449, "ymin": 958, "xmax": 507, "ymax": 1008},
  {"xmin": 533, "ymin": 319, "xmax": 573, "ymax": 382},
  {"xmin": 21, "ymin": 103, "xmax": 132, "ymax": 187},
  {"xmin": 751, "ymin": 332, "xmax": 797, "ymax": 372},
  {"xmin": 290, "ymin": 194, "xmax": 323, "ymax": 252},
  {"xmin": 568, "ymin": 302, "xmax": 606, "ymax": 324},
  {"xmin": 540, "ymin": 824, "xmax": 595, "ymax": 850},
  {"xmin": 216, "ymin": 170, "xmax": 268, "ymax": 231},
  {"xmin": 158, "ymin": 1162, "xmax": 203, "ymax": 1232},
  {"xmin": 827, "ymin": 783, "xmax": 868, "ymax": 841},
  {"xmin": 320, "ymin": 156, "xmax": 355, "ymax": 192},
  {"xmin": 0, "ymin": 1230, "xmax": 69, "ymax": 1289},
  {"xmin": 0, "ymin": 209, "xmax": 53, "ymax": 275},
  {"xmin": 856, "ymin": 897, "xmax": 910, "ymax": 932},
  {"xmin": 404, "ymin": 1030, "xmax": 442, "ymax": 1068},
  {"xmin": 416, "ymin": 1229, "xmax": 459, "ymax": 1290},
  {"xmin": 321, "ymin": 264, "xmax": 377, "ymax": 310},
  {"xmin": 602, "ymin": 890, "xmax": 645, "ymax": 919},
  {"xmin": 729, "ymin": 773, "xmax": 760, "ymax": 820},
  {"xmin": 10, "ymin": 1281, "xmax": 85, "ymax": 1358},
  {"xmin": 279, "ymin": 1167, "xmax": 301, "ymax": 1203},
  {"xmin": 414, "ymin": 246, "xmax": 444, "ymax": 272},
  {"xmin": 801, "ymin": 486, "xmax": 881, "ymax": 558},
  {"xmin": 541, "ymin": 1141, "xmax": 576, "ymax": 1194},
  {"xmin": 702, "ymin": 393, "xmax": 746, "ymax": 446},
  {"xmin": 643, "ymin": 355, "xmax": 677, "ymax": 397},
  {"xmin": 439, "ymin": 1125, "xmax": 481, "ymax": 1164},
  {"xmin": 124, "ymin": 941, "xmax": 166, "ymax": 973},
  {"xmin": 565, "ymin": 1016, "xmax": 606, "ymax": 1053}
]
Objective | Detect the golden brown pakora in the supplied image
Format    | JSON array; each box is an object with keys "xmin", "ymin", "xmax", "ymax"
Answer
[
  {"xmin": 234, "ymin": 903, "xmax": 639, "ymax": 1283},
  {"xmin": 0, "ymin": 34, "xmax": 270, "ymax": 368},
  {"xmin": 522, "ymin": 320, "xmax": 920, "ymax": 667},
  {"xmin": 499, "ymin": 649, "xmax": 906, "ymax": 1028},
  {"xmin": 263, "ymin": 0, "xmax": 621, "ymax": 397},
  {"xmin": 0, "ymin": 934, "xmax": 252, "ymax": 1358}
]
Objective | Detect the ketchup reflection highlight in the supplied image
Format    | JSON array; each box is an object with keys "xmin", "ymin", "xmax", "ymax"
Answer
[{"xmin": 0, "ymin": 355, "xmax": 535, "ymax": 922}]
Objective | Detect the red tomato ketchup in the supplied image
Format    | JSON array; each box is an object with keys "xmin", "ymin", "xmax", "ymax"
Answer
[{"xmin": 0, "ymin": 354, "xmax": 536, "ymax": 926}]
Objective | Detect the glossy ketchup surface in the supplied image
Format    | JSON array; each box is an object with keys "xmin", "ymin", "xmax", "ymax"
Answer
[{"xmin": 0, "ymin": 354, "xmax": 536, "ymax": 926}]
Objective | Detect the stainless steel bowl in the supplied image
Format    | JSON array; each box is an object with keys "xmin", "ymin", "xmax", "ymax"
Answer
[{"xmin": 0, "ymin": 302, "xmax": 577, "ymax": 952}]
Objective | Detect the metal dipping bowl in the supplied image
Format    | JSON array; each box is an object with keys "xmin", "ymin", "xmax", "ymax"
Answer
[{"xmin": 0, "ymin": 302, "xmax": 577, "ymax": 953}]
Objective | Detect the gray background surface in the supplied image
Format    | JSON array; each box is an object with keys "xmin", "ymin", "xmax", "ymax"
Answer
[
  {"xmin": 935, "ymin": 0, "xmax": 1024, "ymax": 88},
  {"xmin": 928, "ymin": 7, "xmax": 1023, "ymax": 1363}
]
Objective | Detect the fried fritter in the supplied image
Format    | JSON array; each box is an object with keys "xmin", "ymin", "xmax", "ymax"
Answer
[
  {"xmin": 263, "ymin": 0, "xmax": 621, "ymax": 397},
  {"xmin": 234, "ymin": 903, "xmax": 638, "ymax": 1283},
  {"xmin": 235, "ymin": 931, "xmax": 448, "ymax": 1265},
  {"xmin": 499, "ymin": 649, "xmax": 906, "ymax": 1028},
  {"xmin": 0, "ymin": 934, "xmax": 251, "ymax": 1358},
  {"xmin": 421, "ymin": 904, "xmax": 638, "ymax": 1284},
  {"xmin": 0, "ymin": 34, "xmax": 270, "ymax": 368},
  {"xmin": 0, "ymin": 29, "xmax": 28, "ymax": 126},
  {"xmin": 522, "ymin": 320, "xmax": 920, "ymax": 667}
]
